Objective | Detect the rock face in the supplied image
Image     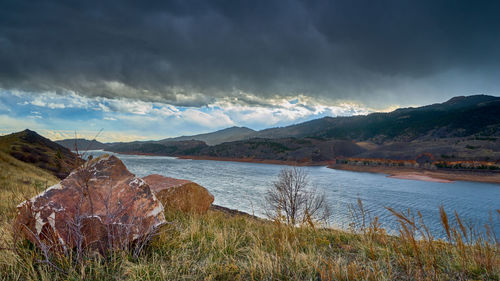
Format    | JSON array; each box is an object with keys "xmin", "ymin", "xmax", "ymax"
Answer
[
  {"xmin": 15, "ymin": 155, "xmax": 166, "ymax": 253},
  {"xmin": 142, "ymin": 174, "xmax": 214, "ymax": 214}
]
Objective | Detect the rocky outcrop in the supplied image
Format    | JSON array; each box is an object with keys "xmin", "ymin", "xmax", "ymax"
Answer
[
  {"xmin": 142, "ymin": 174, "xmax": 214, "ymax": 214},
  {"xmin": 14, "ymin": 154, "xmax": 166, "ymax": 253}
]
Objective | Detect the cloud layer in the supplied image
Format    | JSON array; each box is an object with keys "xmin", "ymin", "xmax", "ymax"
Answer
[
  {"xmin": 1, "ymin": 0, "xmax": 499, "ymax": 108},
  {"xmin": 0, "ymin": 90, "xmax": 371, "ymax": 142}
]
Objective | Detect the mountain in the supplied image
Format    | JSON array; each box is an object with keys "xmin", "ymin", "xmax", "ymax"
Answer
[
  {"xmin": 108, "ymin": 140, "xmax": 208, "ymax": 155},
  {"xmin": 156, "ymin": 95, "xmax": 500, "ymax": 145},
  {"xmin": 106, "ymin": 137, "xmax": 364, "ymax": 163},
  {"xmin": 0, "ymin": 129, "xmax": 80, "ymax": 179},
  {"xmin": 195, "ymin": 138, "xmax": 365, "ymax": 162},
  {"xmin": 104, "ymin": 95, "xmax": 500, "ymax": 162},
  {"xmin": 253, "ymin": 95, "xmax": 500, "ymax": 142},
  {"xmin": 55, "ymin": 138, "xmax": 108, "ymax": 151},
  {"xmin": 161, "ymin": 126, "xmax": 256, "ymax": 145}
]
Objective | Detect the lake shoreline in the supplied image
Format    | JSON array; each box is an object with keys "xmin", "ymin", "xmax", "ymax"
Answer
[
  {"xmin": 106, "ymin": 151, "xmax": 332, "ymax": 166},
  {"xmin": 86, "ymin": 150, "xmax": 500, "ymax": 240},
  {"xmin": 105, "ymin": 151, "xmax": 500, "ymax": 184},
  {"xmin": 176, "ymin": 155, "xmax": 332, "ymax": 166},
  {"xmin": 328, "ymin": 164, "xmax": 500, "ymax": 184},
  {"xmin": 387, "ymin": 173, "xmax": 453, "ymax": 183}
]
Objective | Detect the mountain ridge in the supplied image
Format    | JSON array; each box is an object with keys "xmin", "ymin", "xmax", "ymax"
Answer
[
  {"xmin": 51, "ymin": 95, "xmax": 500, "ymax": 163},
  {"xmin": 55, "ymin": 138, "xmax": 108, "ymax": 151},
  {"xmin": 160, "ymin": 126, "xmax": 256, "ymax": 146},
  {"xmin": 55, "ymin": 95, "xmax": 500, "ymax": 146},
  {"xmin": 252, "ymin": 95, "xmax": 500, "ymax": 142},
  {"xmin": 101, "ymin": 95, "xmax": 500, "ymax": 163},
  {"xmin": 0, "ymin": 129, "xmax": 80, "ymax": 179}
]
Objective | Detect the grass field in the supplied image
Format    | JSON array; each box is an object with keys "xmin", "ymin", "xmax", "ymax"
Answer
[{"xmin": 0, "ymin": 152, "xmax": 498, "ymax": 280}]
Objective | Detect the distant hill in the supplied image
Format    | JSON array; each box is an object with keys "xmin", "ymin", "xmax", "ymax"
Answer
[
  {"xmin": 253, "ymin": 95, "xmax": 500, "ymax": 142},
  {"xmin": 161, "ymin": 126, "xmax": 256, "ymax": 145},
  {"xmin": 56, "ymin": 138, "xmax": 108, "ymax": 151},
  {"xmin": 153, "ymin": 95, "xmax": 500, "ymax": 145},
  {"xmin": 108, "ymin": 140, "xmax": 208, "ymax": 155},
  {"xmin": 195, "ymin": 138, "xmax": 365, "ymax": 162},
  {"xmin": 0, "ymin": 130, "xmax": 80, "ymax": 179},
  {"xmin": 104, "ymin": 95, "xmax": 500, "ymax": 162},
  {"xmin": 106, "ymin": 137, "xmax": 364, "ymax": 163}
]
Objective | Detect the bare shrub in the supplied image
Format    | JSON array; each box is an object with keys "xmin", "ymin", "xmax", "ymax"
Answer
[
  {"xmin": 265, "ymin": 167, "xmax": 330, "ymax": 226},
  {"xmin": 66, "ymin": 157, "xmax": 163, "ymax": 259},
  {"xmin": 8, "ymin": 154, "xmax": 164, "ymax": 275}
]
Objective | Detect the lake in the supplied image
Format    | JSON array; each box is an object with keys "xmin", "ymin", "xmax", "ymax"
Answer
[{"xmin": 86, "ymin": 150, "xmax": 500, "ymax": 239}]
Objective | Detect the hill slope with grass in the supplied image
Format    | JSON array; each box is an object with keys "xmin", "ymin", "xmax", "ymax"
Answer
[
  {"xmin": 0, "ymin": 129, "xmax": 80, "ymax": 179},
  {"xmin": 0, "ymin": 152, "xmax": 498, "ymax": 280},
  {"xmin": 0, "ymin": 151, "xmax": 59, "ymax": 219}
]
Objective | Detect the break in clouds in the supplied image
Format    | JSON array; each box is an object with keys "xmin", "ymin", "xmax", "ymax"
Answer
[{"xmin": 1, "ymin": 0, "xmax": 500, "ymax": 109}]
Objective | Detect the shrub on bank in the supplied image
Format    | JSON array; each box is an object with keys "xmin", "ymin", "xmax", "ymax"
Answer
[{"xmin": 0, "ymin": 154, "xmax": 498, "ymax": 280}]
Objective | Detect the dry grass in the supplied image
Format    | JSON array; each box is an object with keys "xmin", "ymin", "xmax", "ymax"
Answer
[
  {"xmin": 0, "ymin": 152, "xmax": 498, "ymax": 280},
  {"xmin": 0, "ymin": 151, "xmax": 58, "ymax": 220}
]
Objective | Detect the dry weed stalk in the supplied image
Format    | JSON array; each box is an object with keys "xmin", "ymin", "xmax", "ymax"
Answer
[{"xmin": 7, "ymin": 154, "xmax": 162, "ymax": 275}]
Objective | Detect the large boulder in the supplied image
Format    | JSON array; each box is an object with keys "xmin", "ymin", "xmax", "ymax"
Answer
[
  {"xmin": 142, "ymin": 174, "xmax": 214, "ymax": 214},
  {"xmin": 14, "ymin": 155, "xmax": 166, "ymax": 253}
]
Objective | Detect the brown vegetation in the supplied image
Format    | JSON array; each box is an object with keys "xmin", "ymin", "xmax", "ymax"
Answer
[
  {"xmin": 265, "ymin": 167, "xmax": 330, "ymax": 226},
  {"xmin": 0, "ymin": 130, "xmax": 80, "ymax": 179},
  {"xmin": 0, "ymin": 151, "xmax": 498, "ymax": 280},
  {"xmin": 13, "ymin": 154, "xmax": 167, "ymax": 261}
]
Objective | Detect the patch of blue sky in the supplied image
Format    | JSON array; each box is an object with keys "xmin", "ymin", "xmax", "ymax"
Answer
[
  {"xmin": 0, "ymin": 89, "xmax": 373, "ymax": 141},
  {"xmin": 47, "ymin": 107, "xmax": 103, "ymax": 120}
]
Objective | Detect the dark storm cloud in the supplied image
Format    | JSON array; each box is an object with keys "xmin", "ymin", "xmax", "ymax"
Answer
[{"xmin": 0, "ymin": 0, "xmax": 499, "ymax": 107}]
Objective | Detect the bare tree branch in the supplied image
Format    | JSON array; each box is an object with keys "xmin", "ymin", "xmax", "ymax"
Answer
[{"xmin": 265, "ymin": 167, "xmax": 330, "ymax": 227}]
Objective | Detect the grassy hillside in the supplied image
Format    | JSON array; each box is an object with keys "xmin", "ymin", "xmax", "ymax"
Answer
[
  {"xmin": 0, "ymin": 130, "xmax": 79, "ymax": 179},
  {"xmin": 0, "ymin": 206, "xmax": 498, "ymax": 280},
  {"xmin": 0, "ymin": 154, "xmax": 498, "ymax": 280},
  {"xmin": 0, "ymin": 151, "xmax": 59, "ymax": 220}
]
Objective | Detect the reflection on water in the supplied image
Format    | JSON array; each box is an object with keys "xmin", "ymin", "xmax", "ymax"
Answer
[{"xmin": 86, "ymin": 150, "xmax": 500, "ymax": 238}]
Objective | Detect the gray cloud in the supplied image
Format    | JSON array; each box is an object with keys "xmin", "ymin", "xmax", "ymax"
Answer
[{"xmin": 0, "ymin": 0, "xmax": 499, "ymax": 108}]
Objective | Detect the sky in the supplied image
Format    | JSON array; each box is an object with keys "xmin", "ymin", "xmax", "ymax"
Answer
[{"xmin": 1, "ymin": 0, "xmax": 499, "ymax": 142}]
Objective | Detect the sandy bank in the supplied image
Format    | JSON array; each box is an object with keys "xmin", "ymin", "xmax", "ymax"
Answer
[
  {"xmin": 388, "ymin": 173, "xmax": 453, "ymax": 183},
  {"xmin": 329, "ymin": 164, "xmax": 500, "ymax": 184}
]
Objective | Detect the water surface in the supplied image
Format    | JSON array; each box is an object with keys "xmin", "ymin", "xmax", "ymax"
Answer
[{"xmin": 87, "ymin": 150, "xmax": 500, "ymax": 238}]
